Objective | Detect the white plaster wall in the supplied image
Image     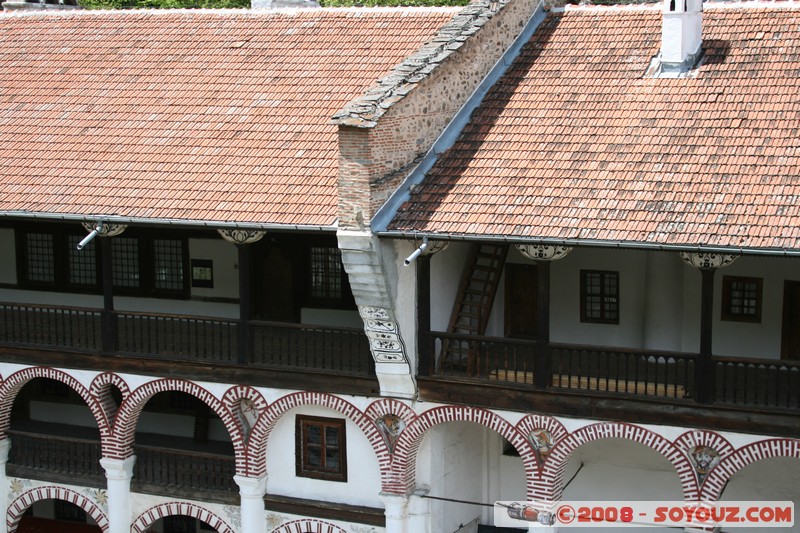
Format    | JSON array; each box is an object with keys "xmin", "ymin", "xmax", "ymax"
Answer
[
  {"xmin": 642, "ymin": 252, "xmax": 684, "ymax": 351},
  {"xmin": 415, "ymin": 422, "xmax": 526, "ymax": 531},
  {"xmin": 393, "ymin": 239, "xmax": 418, "ymax": 372},
  {"xmin": 300, "ymin": 308, "xmax": 362, "ymax": 328},
  {"xmin": 429, "ymin": 242, "xmax": 472, "ymax": 332},
  {"xmin": 29, "ymin": 401, "xmax": 100, "ymax": 430},
  {"xmin": 0, "ymin": 229, "xmax": 16, "ymax": 284},
  {"xmin": 264, "ymin": 405, "xmax": 382, "ymax": 508},
  {"xmin": 719, "ymin": 457, "xmax": 800, "ymax": 533},
  {"xmin": 561, "ymin": 438, "xmax": 683, "ymax": 533},
  {"xmin": 130, "ymin": 492, "xmax": 238, "ymax": 533},
  {"xmin": 710, "ymin": 255, "xmax": 799, "ymax": 359},
  {"xmin": 549, "ymin": 248, "xmax": 647, "ymax": 348},
  {"xmin": 188, "ymin": 238, "xmax": 239, "ymax": 300}
]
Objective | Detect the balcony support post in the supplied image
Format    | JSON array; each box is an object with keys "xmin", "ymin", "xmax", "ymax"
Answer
[
  {"xmin": 535, "ymin": 261, "xmax": 551, "ymax": 389},
  {"xmin": 237, "ymin": 244, "xmax": 252, "ymax": 365},
  {"xmin": 0, "ymin": 438, "xmax": 11, "ymax": 533},
  {"xmin": 100, "ymin": 456, "xmax": 136, "ymax": 533},
  {"xmin": 234, "ymin": 474, "xmax": 267, "ymax": 533},
  {"xmin": 696, "ymin": 267, "xmax": 716, "ymax": 404},
  {"xmin": 380, "ymin": 492, "xmax": 410, "ymax": 533},
  {"xmin": 417, "ymin": 255, "xmax": 433, "ymax": 376},
  {"xmin": 99, "ymin": 237, "xmax": 116, "ymax": 353}
]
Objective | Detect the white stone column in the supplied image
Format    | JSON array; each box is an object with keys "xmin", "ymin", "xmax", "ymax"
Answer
[
  {"xmin": 380, "ymin": 493, "xmax": 409, "ymax": 533},
  {"xmin": 0, "ymin": 439, "xmax": 12, "ymax": 533},
  {"xmin": 407, "ymin": 488, "xmax": 430, "ymax": 533},
  {"xmin": 100, "ymin": 456, "xmax": 136, "ymax": 533},
  {"xmin": 234, "ymin": 475, "xmax": 267, "ymax": 533}
]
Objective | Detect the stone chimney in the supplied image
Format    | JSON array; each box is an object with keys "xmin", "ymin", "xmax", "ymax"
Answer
[{"xmin": 661, "ymin": 0, "xmax": 703, "ymax": 72}]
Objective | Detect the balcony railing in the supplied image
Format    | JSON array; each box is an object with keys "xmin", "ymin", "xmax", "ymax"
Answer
[
  {"xmin": 6, "ymin": 429, "xmax": 236, "ymax": 494},
  {"xmin": 0, "ymin": 302, "xmax": 373, "ymax": 376},
  {"xmin": 422, "ymin": 331, "xmax": 798, "ymax": 409}
]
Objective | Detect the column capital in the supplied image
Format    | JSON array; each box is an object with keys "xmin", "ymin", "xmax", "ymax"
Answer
[
  {"xmin": 379, "ymin": 492, "xmax": 410, "ymax": 518},
  {"xmin": 515, "ymin": 244, "xmax": 572, "ymax": 262},
  {"xmin": 218, "ymin": 228, "xmax": 266, "ymax": 245},
  {"xmin": 100, "ymin": 456, "xmax": 136, "ymax": 480},
  {"xmin": 234, "ymin": 474, "xmax": 268, "ymax": 498},
  {"xmin": 680, "ymin": 251, "xmax": 738, "ymax": 270}
]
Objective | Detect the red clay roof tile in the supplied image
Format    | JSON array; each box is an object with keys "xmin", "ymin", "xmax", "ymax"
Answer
[
  {"xmin": 0, "ymin": 8, "xmax": 455, "ymax": 227},
  {"xmin": 390, "ymin": 4, "xmax": 800, "ymax": 250}
]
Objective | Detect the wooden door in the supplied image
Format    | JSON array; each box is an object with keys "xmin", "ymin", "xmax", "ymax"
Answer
[
  {"xmin": 254, "ymin": 245, "xmax": 295, "ymax": 321},
  {"xmin": 504, "ymin": 263, "xmax": 537, "ymax": 338},
  {"xmin": 781, "ymin": 280, "xmax": 800, "ymax": 360}
]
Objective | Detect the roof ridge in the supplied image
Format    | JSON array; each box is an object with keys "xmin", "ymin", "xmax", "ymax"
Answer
[
  {"xmin": 0, "ymin": 5, "xmax": 460, "ymax": 17},
  {"xmin": 332, "ymin": 0, "xmax": 513, "ymax": 128}
]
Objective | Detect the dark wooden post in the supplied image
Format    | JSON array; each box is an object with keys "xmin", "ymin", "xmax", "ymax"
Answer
[
  {"xmin": 99, "ymin": 237, "xmax": 116, "ymax": 353},
  {"xmin": 695, "ymin": 267, "xmax": 716, "ymax": 403},
  {"xmin": 535, "ymin": 262, "xmax": 551, "ymax": 389},
  {"xmin": 237, "ymin": 244, "xmax": 252, "ymax": 365},
  {"xmin": 417, "ymin": 255, "xmax": 433, "ymax": 376}
]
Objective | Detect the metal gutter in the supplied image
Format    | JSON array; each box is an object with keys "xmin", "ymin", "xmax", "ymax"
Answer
[
  {"xmin": 375, "ymin": 230, "xmax": 800, "ymax": 257},
  {"xmin": 369, "ymin": 0, "xmax": 549, "ymax": 233},
  {"xmin": 0, "ymin": 211, "xmax": 337, "ymax": 232}
]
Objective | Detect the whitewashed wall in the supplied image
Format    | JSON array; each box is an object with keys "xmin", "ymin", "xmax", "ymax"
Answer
[{"xmin": 264, "ymin": 404, "xmax": 382, "ymax": 508}]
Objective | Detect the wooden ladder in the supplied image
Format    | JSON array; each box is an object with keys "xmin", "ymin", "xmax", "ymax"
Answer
[{"xmin": 439, "ymin": 243, "xmax": 509, "ymax": 374}]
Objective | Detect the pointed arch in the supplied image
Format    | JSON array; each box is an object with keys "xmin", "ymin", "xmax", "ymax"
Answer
[
  {"xmin": 131, "ymin": 502, "xmax": 234, "ymax": 533},
  {"xmin": 7, "ymin": 486, "xmax": 108, "ymax": 533},
  {"xmin": 109, "ymin": 378, "xmax": 246, "ymax": 473},
  {"xmin": 540, "ymin": 422, "xmax": 697, "ymax": 502},
  {"xmin": 700, "ymin": 438, "xmax": 800, "ymax": 501},
  {"xmin": 0, "ymin": 367, "xmax": 110, "ymax": 439},
  {"xmin": 390, "ymin": 405, "xmax": 538, "ymax": 499},
  {"xmin": 247, "ymin": 392, "xmax": 389, "ymax": 481}
]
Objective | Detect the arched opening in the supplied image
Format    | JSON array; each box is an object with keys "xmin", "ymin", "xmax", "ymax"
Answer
[
  {"xmin": 131, "ymin": 391, "xmax": 236, "ymax": 500},
  {"xmin": 15, "ymin": 499, "xmax": 102, "ymax": 533},
  {"xmin": 415, "ymin": 421, "xmax": 527, "ymax": 532},
  {"xmin": 561, "ymin": 438, "xmax": 682, "ymax": 532},
  {"xmin": 8, "ymin": 378, "xmax": 104, "ymax": 486},
  {"xmin": 720, "ymin": 456, "xmax": 800, "ymax": 505},
  {"xmin": 138, "ymin": 515, "xmax": 218, "ymax": 533}
]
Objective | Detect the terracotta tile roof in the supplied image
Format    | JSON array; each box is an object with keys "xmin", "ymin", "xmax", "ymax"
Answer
[
  {"xmin": 0, "ymin": 8, "xmax": 456, "ymax": 227},
  {"xmin": 389, "ymin": 4, "xmax": 800, "ymax": 251}
]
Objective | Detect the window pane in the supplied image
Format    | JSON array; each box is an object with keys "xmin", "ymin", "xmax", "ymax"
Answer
[
  {"xmin": 112, "ymin": 237, "xmax": 140, "ymax": 288},
  {"xmin": 306, "ymin": 424, "xmax": 320, "ymax": 444},
  {"xmin": 26, "ymin": 233, "xmax": 54, "ymax": 282},
  {"xmin": 310, "ymin": 246, "xmax": 342, "ymax": 300},
  {"xmin": 154, "ymin": 239, "xmax": 184, "ymax": 290},
  {"xmin": 307, "ymin": 446, "xmax": 321, "ymax": 467},
  {"xmin": 68, "ymin": 235, "xmax": 97, "ymax": 285},
  {"xmin": 325, "ymin": 448, "xmax": 339, "ymax": 469},
  {"xmin": 325, "ymin": 426, "xmax": 339, "ymax": 447}
]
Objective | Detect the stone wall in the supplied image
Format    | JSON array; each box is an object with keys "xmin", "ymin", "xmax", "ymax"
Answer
[{"xmin": 335, "ymin": 0, "xmax": 542, "ymax": 229}]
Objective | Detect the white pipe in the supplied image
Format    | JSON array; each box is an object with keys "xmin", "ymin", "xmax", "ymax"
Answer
[
  {"xmin": 76, "ymin": 221, "xmax": 103, "ymax": 251},
  {"xmin": 404, "ymin": 237, "xmax": 429, "ymax": 266}
]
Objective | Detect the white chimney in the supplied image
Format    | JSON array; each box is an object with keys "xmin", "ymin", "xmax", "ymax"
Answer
[{"xmin": 661, "ymin": 0, "xmax": 703, "ymax": 71}]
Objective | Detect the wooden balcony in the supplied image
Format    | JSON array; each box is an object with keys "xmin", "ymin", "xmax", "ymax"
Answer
[
  {"xmin": 6, "ymin": 425, "xmax": 237, "ymax": 501},
  {"xmin": 0, "ymin": 302, "xmax": 373, "ymax": 377},
  {"xmin": 420, "ymin": 331, "xmax": 800, "ymax": 435}
]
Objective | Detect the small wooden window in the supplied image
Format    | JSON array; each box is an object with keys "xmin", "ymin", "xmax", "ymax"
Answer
[
  {"xmin": 580, "ymin": 270, "xmax": 619, "ymax": 324},
  {"xmin": 310, "ymin": 246, "xmax": 343, "ymax": 301},
  {"xmin": 296, "ymin": 415, "xmax": 347, "ymax": 482},
  {"xmin": 722, "ymin": 276, "xmax": 762, "ymax": 322}
]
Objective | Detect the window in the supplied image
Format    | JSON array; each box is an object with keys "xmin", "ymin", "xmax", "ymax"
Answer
[
  {"xmin": 16, "ymin": 226, "xmax": 188, "ymax": 297},
  {"xmin": 296, "ymin": 415, "xmax": 347, "ymax": 482},
  {"xmin": 310, "ymin": 246, "xmax": 343, "ymax": 301},
  {"xmin": 722, "ymin": 276, "xmax": 762, "ymax": 322},
  {"xmin": 580, "ymin": 270, "xmax": 619, "ymax": 324}
]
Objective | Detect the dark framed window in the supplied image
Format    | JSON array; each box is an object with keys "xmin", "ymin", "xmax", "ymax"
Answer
[
  {"xmin": 296, "ymin": 415, "xmax": 347, "ymax": 482},
  {"xmin": 722, "ymin": 276, "xmax": 762, "ymax": 322},
  {"xmin": 16, "ymin": 225, "xmax": 188, "ymax": 297},
  {"xmin": 580, "ymin": 270, "xmax": 619, "ymax": 324},
  {"xmin": 310, "ymin": 246, "xmax": 343, "ymax": 301}
]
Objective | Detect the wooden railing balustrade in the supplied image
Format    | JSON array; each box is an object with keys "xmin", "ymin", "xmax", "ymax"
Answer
[
  {"xmin": 0, "ymin": 302, "xmax": 373, "ymax": 376},
  {"xmin": 714, "ymin": 356, "xmax": 800, "ymax": 409},
  {"xmin": 6, "ymin": 430, "xmax": 236, "ymax": 494},
  {"xmin": 133, "ymin": 444, "xmax": 236, "ymax": 494},
  {"xmin": 422, "ymin": 331, "xmax": 800, "ymax": 410}
]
